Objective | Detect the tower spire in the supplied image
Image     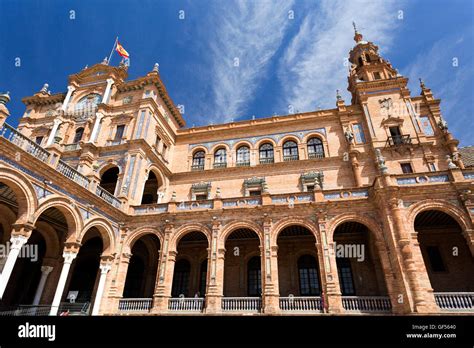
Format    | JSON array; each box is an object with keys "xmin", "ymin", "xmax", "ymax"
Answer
[{"xmin": 352, "ymin": 21, "xmax": 363, "ymax": 43}]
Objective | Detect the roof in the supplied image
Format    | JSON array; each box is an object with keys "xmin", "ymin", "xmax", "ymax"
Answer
[{"xmin": 460, "ymin": 146, "xmax": 474, "ymax": 167}]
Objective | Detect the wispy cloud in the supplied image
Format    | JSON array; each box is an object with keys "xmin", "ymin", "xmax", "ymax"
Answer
[
  {"xmin": 202, "ymin": 0, "xmax": 294, "ymax": 123},
  {"xmin": 403, "ymin": 34, "xmax": 474, "ymax": 146},
  {"xmin": 277, "ymin": 0, "xmax": 402, "ymax": 113}
]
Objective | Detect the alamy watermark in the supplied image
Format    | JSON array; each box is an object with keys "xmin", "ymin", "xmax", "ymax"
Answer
[
  {"xmin": 334, "ymin": 242, "xmax": 365, "ymax": 262},
  {"xmin": 0, "ymin": 242, "xmax": 38, "ymax": 262}
]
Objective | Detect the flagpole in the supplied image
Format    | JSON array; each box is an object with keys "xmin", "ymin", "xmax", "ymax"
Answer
[{"xmin": 107, "ymin": 37, "xmax": 118, "ymax": 65}]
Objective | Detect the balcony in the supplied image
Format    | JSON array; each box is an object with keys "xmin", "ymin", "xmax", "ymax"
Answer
[
  {"xmin": 0, "ymin": 123, "xmax": 50, "ymax": 163},
  {"xmin": 56, "ymin": 160, "xmax": 90, "ymax": 188},
  {"xmin": 213, "ymin": 162, "xmax": 227, "ymax": 169},
  {"xmin": 386, "ymin": 134, "xmax": 412, "ymax": 147},
  {"xmin": 283, "ymin": 154, "xmax": 299, "ymax": 162},
  {"xmin": 63, "ymin": 143, "xmax": 81, "ymax": 152},
  {"xmin": 168, "ymin": 298, "xmax": 204, "ymax": 312},
  {"xmin": 191, "ymin": 164, "xmax": 204, "ymax": 171},
  {"xmin": 236, "ymin": 161, "xmax": 250, "ymax": 167},
  {"xmin": 222, "ymin": 297, "xmax": 262, "ymax": 312},
  {"xmin": 342, "ymin": 296, "xmax": 392, "ymax": 312},
  {"xmin": 259, "ymin": 157, "xmax": 274, "ymax": 164},
  {"xmin": 279, "ymin": 296, "xmax": 322, "ymax": 312},
  {"xmin": 434, "ymin": 292, "xmax": 474, "ymax": 311},
  {"xmin": 106, "ymin": 139, "xmax": 126, "ymax": 147},
  {"xmin": 96, "ymin": 185, "xmax": 122, "ymax": 208},
  {"xmin": 308, "ymin": 152, "xmax": 324, "ymax": 159},
  {"xmin": 118, "ymin": 298, "xmax": 153, "ymax": 313}
]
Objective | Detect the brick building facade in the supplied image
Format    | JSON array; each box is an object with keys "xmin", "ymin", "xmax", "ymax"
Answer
[{"xmin": 0, "ymin": 30, "xmax": 473, "ymax": 316}]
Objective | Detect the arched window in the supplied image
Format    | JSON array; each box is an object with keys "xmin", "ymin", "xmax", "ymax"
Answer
[
  {"xmin": 75, "ymin": 93, "xmax": 101, "ymax": 111},
  {"xmin": 259, "ymin": 143, "xmax": 274, "ymax": 164},
  {"xmin": 191, "ymin": 151, "xmax": 205, "ymax": 171},
  {"xmin": 247, "ymin": 256, "xmax": 261, "ymax": 296},
  {"xmin": 214, "ymin": 148, "xmax": 227, "ymax": 168},
  {"xmin": 73, "ymin": 127, "xmax": 84, "ymax": 143},
  {"xmin": 358, "ymin": 56, "xmax": 363, "ymax": 67},
  {"xmin": 283, "ymin": 140, "xmax": 299, "ymax": 161},
  {"xmin": 199, "ymin": 260, "xmax": 207, "ymax": 297},
  {"xmin": 99, "ymin": 167, "xmax": 119, "ymax": 195},
  {"xmin": 307, "ymin": 137, "xmax": 324, "ymax": 159},
  {"xmin": 236, "ymin": 145, "xmax": 250, "ymax": 166},
  {"xmin": 298, "ymin": 255, "xmax": 320, "ymax": 295},
  {"xmin": 141, "ymin": 171, "xmax": 161, "ymax": 204},
  {"xmin": 171, "ymin": 259, "xmax": 191, "ymax": 297}
]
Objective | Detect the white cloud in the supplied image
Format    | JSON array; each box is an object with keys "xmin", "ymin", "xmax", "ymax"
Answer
[
  {"xmin": 277, "ymin": 0, "xmax": 402, "ymax": 113},
  {"xmin": 204, "ymin": 0, "xmax": 294, "ymax": 123}
]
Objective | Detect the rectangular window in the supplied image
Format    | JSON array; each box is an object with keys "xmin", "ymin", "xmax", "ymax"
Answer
[
  {"xmin": 336, "ymin": 258, "xmax": 355, "ymax": 295},
  {"xmin": 306, "ymin": 185, "xmax": 315, "ymax": 192},
  {"xmin": 427, "ymin": 246, "xmax": 446, "ymax": 272},
  {"xmin": 195, "ymin": 194, "xmax": 207, "ymax": 201},
  {"xmin": 429, "ymin": 163, "xmax": 437, "ymax": 172},
  {"xmin": 352, "ymin": 123, "xmax": 366, "ymax": 143},
  {"xmin": 135, "ymin": 110, "xmax": 146, "ymax": 139},
  {"xmin": 162, "ymin": 144, "xmax": 168, "ymax": 158},
  {"xmin": 249, "ymin": 190, "xmax": 261, "ymax": 196},
  {"xmin": 155, "ymin": 135, "xmax": 161, "ymax": 151},
  {"xmin": 373, "ymin": 72, "xmax": 382, "ymax": 80},
  {"xmin": 114, "ymin": 125, "xmax": 125, "ymax": 140},
  {"xmin": 419, "ymin": 116, "xmax": 434, "ymax": 136},
  {"xmin": 35, "ymin": 136, "xmax": 44, "ymax": 145},
  {"xmin": 400, "ymin": 163, "xmax": 413, "ymax": 174}
]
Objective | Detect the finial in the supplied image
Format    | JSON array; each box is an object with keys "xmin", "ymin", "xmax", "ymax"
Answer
[
  {"xmin": 40, "ymin": 83, "xmax": 49, "ymax": 93},
  {"xmin": 336, "ymin": 89, "xmax": 342, "ymax": 101},
  {"xmin": 83, "ymin": 64, "xmax": 88, "ymax": 70},
  {"xmin": 352, "ymin": 21, "xmax": 363, "ymax": 43},
  {"xmin": 153, "ymin": 62, "xmax": 159, "ymax": 72},
  {"xmin": 419, "ymin": 78, "xmax": 425, "ymax": 89},
  {"xmin": 102, "ymin": 57, "xmax": 108, "ymax": 65},
  {"xmin": 0, "ymin": 92, "xmax": 11, "ymax": 105}
]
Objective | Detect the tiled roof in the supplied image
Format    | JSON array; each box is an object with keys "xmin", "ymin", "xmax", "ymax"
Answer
[{"xmin": 460, "ymin": 146, "xmax": 474, "ymax": 167}]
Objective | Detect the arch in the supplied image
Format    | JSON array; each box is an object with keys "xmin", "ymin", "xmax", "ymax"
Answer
[
  {"xmin": 255, "ymin": 138, "xmax": 277, "ymax": 150},
  {"xmin": 302, "ymin": 132, "xmax": 327, "ymax": 144},
  {"xmin": 327, "ymin": 213, "xmax": 385, "ymax": 245},
  {"xmin": 236, "ymin": 144, "xmax": 250, "ymax": 164},
  {"xmin": 99, "ymin": 166, "xmax": 120, "ymax": 196},
  {"xmin": 191, "ymin": 146, "xmax": 208, "ymax": 156},
  {"xmin": 307, "ymin": 137, "xmax": 325, "ymax": 158},
  {"xmin": 271, "ymin": 218, "xmax": 320, "ymax": 246},
  {"xmin": 34, "ymin": 220, "xmax": 61, "ymax": 259},
  {"xmin": 0, "ymin": 168, "xmax": 38, "ymax": 222},
  {"xmin": 219, "ymin": 220, "xmax": 263, "ymax": 247},
  {"xmin": 407, "ymin": 200, "xmax": 472, "ymax": 234},
  {"xmin": 191, "ymin": 150, "xmax": 206, "ymax": 170},
  {"xmin": 77, "ymin": 217, "xmax": 116, "ymax": 256},
  {"xmin": 98, "ymin": 161, "xmax": 123, "ymax": 176},
  {"xmin": 209, "ymin": 143, "xmax": 231, "ymax": 154},
  {"xmin": 278, "ymin": 135, "xmax": 300, "ymax": 147},
  {"xmin": 32, "ymin": 196, "xmax": 82, "ymax": 241},
  {"xmin": 124, "ymin": 227, "xmax": 163, "ymax": 252},
  {"xmin": 232, "ymin": 140, "xmax": 253, "ymax": 152},
  {"xmin": 170, "ymin": 223, "xmax": 212, "ymax": 251}
]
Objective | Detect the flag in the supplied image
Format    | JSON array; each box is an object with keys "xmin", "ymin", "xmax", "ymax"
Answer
[{"xmin": 115, "ymin": 41, "xmax": 130, "ymax": 58}]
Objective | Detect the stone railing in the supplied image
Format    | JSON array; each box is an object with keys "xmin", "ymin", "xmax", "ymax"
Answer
[
  {"xmin": 308, "ymin": 152, "xmax": 324, "ymax": 159},
  {"xmin": 323, "ymin": 189, "xmax": 369, "ymax": 200},
  {"xmin": 221, "ymin": 297, "xmax": 262, "ymax": 312},
  {"xmin": 222, "ymin": 197, "xmax": 261, "ymax": 208},
  {"xmin": 63, "ymin": 143, "xmax": 81, "ymax": 152},
  {"xmin": 177, "ymin": 200, "xmax": 214, "ymax": 211},
  {"xmin": 96, "ymin": 185, "xmax": 121, "ymax": 208},
  {"xmin": 168, "ymin": 298, "xmax": 204, "ymax": 312},
  {"xmin": 118, "ymin": 298, "xmax": 153, "ymax": 312},
  {"xmin": 132, "ymin": 203, "xmax": 168, "ymax": 215},
  {"xmin": 279, "ymin": 296, "xmax": 322, "ymax": 312},
  {"xmin": 434, "ymin": 292, "xmax": 474, "ymax": 311},
  {"xmin": 271, "ymin": 192, "xmax": 314, "ymax": 205},
  {"xmin": 0, "ymin": 123, "xmax": 50, "ymax": 163},
  {"xmin": 395, "ymin": 172, "xmax": 450, "ymax": 185},
  {"xmin": 56, "ymin": 160, "xmax": 90, "ymax": 188},
  {"xmin": 342, "ymin": 296, "xmax": 392, "ymax": 312}
]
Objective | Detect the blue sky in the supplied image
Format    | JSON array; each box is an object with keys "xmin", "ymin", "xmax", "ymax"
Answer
[{"xmin": 0, "ymin": 0, "xmax": 473, "ymax": 145}]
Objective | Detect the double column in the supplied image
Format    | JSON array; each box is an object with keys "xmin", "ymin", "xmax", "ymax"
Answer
[
  {"xmin": 204, "ymin": 219, "xmax": 224, "ymax": 313},
  {"xmin": 261, "ymin": 216, "xmax": 280, "ymax": 314}
]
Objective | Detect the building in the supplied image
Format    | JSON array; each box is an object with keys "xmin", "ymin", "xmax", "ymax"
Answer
[{"xmin": 0, "ymin": 29, "xmax": 473, "ymax": 316}]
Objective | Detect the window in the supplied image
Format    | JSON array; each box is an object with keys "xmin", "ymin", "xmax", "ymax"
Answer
[
  {"xmin": 135, "ymin": 110, "xmax": 146, "ymax": 138},
  {"xmin": 249, "ymin": 190, "xmax": 261, "ymax": 196},
  {"xmin": 236, "ymin": 146, "xmax": 250, "ymax": 166},
  {"xmin": 306, "ymin": 185, "xmax": 315, "ymax": 192},
  {"xmin": 298, "ymin": 255, "xmax": 320, "ymax": 296},
  {"xmin": 162, "ymin": 144, "xmax": 168, "ymax": 159},
  {"xmin": 35, "ymin": 136, "xmax": 44, "ymax": 145},
  {"xmin": 373, "ymin": 72, "xmax": 382, "ymax": 80},
  {"xmin": 155, "ymin": 135, "xmax": 161, "ymax": 151},
  {"xmin": 114, "ymin": 125, "xmax": 125, "ymax": 141},
  {"xmin": 429, "ymin": 163, "xmax": 437, "ymax": 172},
  {"xmin": 247, "ymin": 256, "xmax": 261, "ymax": 296},
  {"xmin": 307, "ymin": 137, "xmax": 324, "ymax": 159},
  {"xmin": 259, "ymin": 143, "xmax": 274, "ymax": 164},
  {"xmin": 199, "ymin": 260, "xmax": 207, "ymax": 297},
  {"xmin": 73, "ymin": 128, "xmax": 84, "ymax": 143},
  {"xmin": 195, "ymin": 194, "xmax": 208, "ymax": 201},
  {"xmin": 389, "ymin": 126, "xmax": 403, "ymax": 145},
  {"xmin": 192, "ymin": 151, "xmax": 205, "ymax": 170},
  {"xmin": 336, "ymin": 258, "xmax": 355, "ymax": 295},
  {"xmin": 400, "ymin": 163, "xmax": 413, "ymax": 174},
  {"xmin": 358, "ymin": 57, "xmax": 363, "ymax": 67},
  {"xmin": 214, "ymin": 148, "xmax": 227, "ymax": 168},
  {"xmin": 427, "ymin": 246, "xmax": 446, "ymax": 272},
  {"xmin": 365, "ymin": 54, "xmax": 371, "ymax": 63},
  {"xmin": 283, "ymin": 140, "xmax": 299, "ymax": 161},
  {"xmin": 171, "ymin": 259, "xmax": 191, "ymax": 297},
  {"xmin": 352, "ymin": 123, "xmax": 366, "ymax": 144}
]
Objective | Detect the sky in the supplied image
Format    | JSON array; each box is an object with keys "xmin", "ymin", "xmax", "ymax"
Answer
[{"xmin": 0, "ymin": 0, "xmax": 473, "ymax": 145}]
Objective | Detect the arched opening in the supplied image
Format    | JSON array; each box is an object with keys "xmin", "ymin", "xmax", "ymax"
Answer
[
  {"xmin": 100, "ymin": 167, "xmax": 119, "ymax": 195},
  {"xmin": 140, "ymin": 171, "xmax": 162, "ymax": 205},
  {"xmin": 277, "ymin": 225, "xmax": 320, "ymax": 296},
  {"xmin": 224, "ymin": 228, "xmax": 261, "ymax": 297},
  {"xmin": 171, "ymin": 231, "xmax": 208, "ymax": 298},
  {"xmin": 236, "ymin": 145, "xmax": 250, "ymax": 166},
  {"xmin": 283, "ymin": 140, "xmax": 299, "ymax": 161},
  {"xmin": 65, "ymin": 229, "xmax": 103, "ymax": 307},
  {"xmin": 123, "ymin": 234, "xmax": 161, "ymax": 298},
  {"xmin": 259, "ymin": 143, "xmax": 274, "ymax": 164},
  {"xmin": 213, "ymin": 148, "xmax": 227, "ymax": 168},
  {"xmin": 307, "ymin": 137, "xmax": 324, "ymax": 159},
  {"xmin": 415, "ymin": 210, "xmax": 474, "ymax": 292},
  {"xmin": 72, "ymin": 127, "xmax": 84, "ymax": 144},
  {"xmin": 191, "ymin": 150, "xmax": 205, "ymax": 171},
  {"xmin": 0, "ymin": 206, "xmax": 67, "ymax": 309},
  {"xmin": 333, "ymin": 221, "xmax": 387, "ymax": 297}
]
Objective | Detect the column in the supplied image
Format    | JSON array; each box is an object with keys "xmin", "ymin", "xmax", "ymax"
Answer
[
  {"xmin": 46, "ymin": 119, "xmax": 62, "ymax": 146},
  {"xmin": 0, "ymin": 234, "xmax": 30, "ymax": 299},
  {"xmin": 61, "ymin": 86, "xmax": 76, "ymax": 111},
  {"xmin": 92, "ymin": 262, "xmax": 112, "ymax": 315},
  {"xmin": 32, "ymin": 266, "xmax": 54, "ymax": 305},
  {"xmin": 50, "ymin": 250, "xmax": 78, "ymax": 316},
  {"xmin": 89, "ymin": 112, "xmax": 104, "ymax": 143},
  {"xmin": 204, "ymin": 219, "xmax": 222, "ymax": 313},
  {"xmin": 102, "ymin": 78, "xmax": 114, "ymax": 104},
  {"xmin": 262, "ymin": 217, "xmax": 280, "ymax": 314}
]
